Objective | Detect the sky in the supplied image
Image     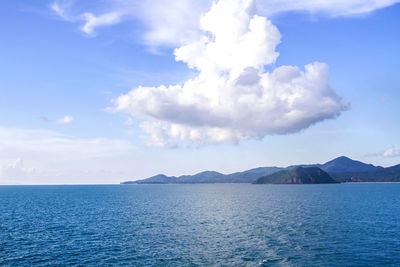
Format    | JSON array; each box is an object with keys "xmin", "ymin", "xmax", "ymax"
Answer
[{"xmin": 0, "ymin": 0, "xmax": 399, "ymax": 184}]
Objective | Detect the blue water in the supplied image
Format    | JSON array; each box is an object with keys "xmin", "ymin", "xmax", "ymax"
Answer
[{"xmin": 1, "ymin": 184, "xmax": 400, "ymax": 266}]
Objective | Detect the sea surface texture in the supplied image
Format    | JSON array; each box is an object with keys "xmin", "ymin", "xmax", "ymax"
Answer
[{"xmin": 1, "ymin": 184, "xmax": 400, "ymax": 266}]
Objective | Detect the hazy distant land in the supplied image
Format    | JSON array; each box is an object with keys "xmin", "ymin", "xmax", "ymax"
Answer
[{"xmin": 121, "ymin": 156, "xmax": 400, "ymax": 185}]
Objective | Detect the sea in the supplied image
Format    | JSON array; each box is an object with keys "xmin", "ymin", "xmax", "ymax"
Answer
[{"xmin": 1, "ymin": 183, "xmax": 399, "ymax": 266}]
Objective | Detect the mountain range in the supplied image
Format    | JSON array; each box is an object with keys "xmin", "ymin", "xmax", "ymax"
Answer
[{"xmin": 121, "ymin": 156, "xmax": 400, "ymax": 184}]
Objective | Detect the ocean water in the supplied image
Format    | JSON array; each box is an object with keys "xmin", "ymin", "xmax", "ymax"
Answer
[{"xmin": 1, "ymin": 184, "xmax": 400, "ymax": 266}]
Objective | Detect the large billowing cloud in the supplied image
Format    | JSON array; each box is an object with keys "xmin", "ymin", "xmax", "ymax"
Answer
[{"xmin": 112, "ymin": 0, "xmax": 347, "ymax": 146}]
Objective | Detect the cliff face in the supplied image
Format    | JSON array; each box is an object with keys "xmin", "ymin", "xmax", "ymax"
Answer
[{"xmin": 254, "ymin": 167, "xmax": 339, "ymax": 184}]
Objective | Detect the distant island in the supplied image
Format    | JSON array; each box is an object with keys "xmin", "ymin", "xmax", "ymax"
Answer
[
  {"xmin": 121, "ymin": 156, "xmax": 400, "ymax": 184},
  {"xmin": 253, "ymin": 167, "xmax": 338, "ymax": 184}
]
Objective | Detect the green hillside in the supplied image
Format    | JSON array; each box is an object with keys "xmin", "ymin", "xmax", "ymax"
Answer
[{"xmin": 253, "ymin": 167, "xmax": 339, "ymax": 184}]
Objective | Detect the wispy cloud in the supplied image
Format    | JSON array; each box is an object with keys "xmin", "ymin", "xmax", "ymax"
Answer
[
  {"xmin": 57, "ymin": 115, "xmax": 74, "ymax": 124},
  {"xmin": 0, "ymin": 126, "xmax": 135, "ymax": 156},
  {"xmin": 80, "ymin": 11, "xmax": 122, "ymax": 35},
  {"xmin": 259, "ymin": 0, "xmax": 400, "ymax": 17},
  {"xmin": 50, "ymin": 0, "xmax": 400, "ymax": 47},
  {"xmin": 50, "ymin": 1, "xmax": 70, "ymax": 20},
  {"xmin": 50, "ymin": 0, "xmax": 126, "ymax": 36},
  {"xmin": 0, "ymin": 125, "xmax": 136, "ymax": 183},
  {"xmin": 0, "ymin": 159, "xmax": 34, "ymax": 183},
  {"xmin": 50, "ymin": 0, "xmax": 77, "ymax": 21}
]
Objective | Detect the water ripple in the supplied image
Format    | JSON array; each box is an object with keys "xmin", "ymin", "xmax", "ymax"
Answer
[{"xmin": 1, "ymin": 184, "xmax": 400, "ymax": 266}]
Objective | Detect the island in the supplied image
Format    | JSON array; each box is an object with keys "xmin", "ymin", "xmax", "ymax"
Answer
[{"xmin": 253, "ymin": 167, "xmax": 339, "ymax": 184}]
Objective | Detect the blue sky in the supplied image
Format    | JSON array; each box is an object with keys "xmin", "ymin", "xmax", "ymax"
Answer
[{"xmin": 0, "ymin": 0, "xmax": 399, "ymax": 184}]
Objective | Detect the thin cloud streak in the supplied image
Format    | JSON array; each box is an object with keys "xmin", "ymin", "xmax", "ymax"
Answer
[
  {"xmin": 50, "ymin": 0, "xmax": 400, "ymax": 47},
  {"xmin": 0, "ymin": 126, "xmax": 137, "ymax": 184}
]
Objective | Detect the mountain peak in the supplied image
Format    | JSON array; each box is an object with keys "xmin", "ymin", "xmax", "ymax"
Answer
[
  {"xmin": 322, "ymin": 156, "xmax": 378, "ymax": 173},
  {"xmin": 334, "ymin": 156, "xmax": 352, "ymax": 161}
]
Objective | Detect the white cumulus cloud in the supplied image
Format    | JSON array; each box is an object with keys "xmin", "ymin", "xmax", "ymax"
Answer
[
  {"xmin": 57, "ymin": 115, "xmax": 74, "ymax": 124},
  {"xmin": 382, "ymin": 147, "xmax": 400, "ymax": 157},
  {"xmin": 111, "ymin": 0, "xmax": 347, "ymax": 147}
]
